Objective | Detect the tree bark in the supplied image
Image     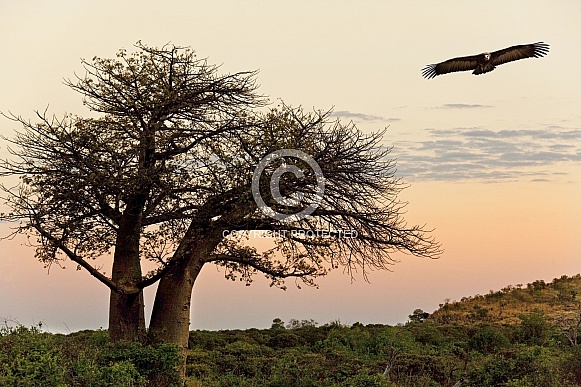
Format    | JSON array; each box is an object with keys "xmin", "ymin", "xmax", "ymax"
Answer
[
  {"xmin": 108, "ymin": 212, "xmax": 146, "ymax": 342},
  {"xmin": 109, "ymin": 291, "xmax": 146, "ymax": 342},
  {"xmin": 148, "ymin": 255, "xmax": 205, "ymax": 381}
]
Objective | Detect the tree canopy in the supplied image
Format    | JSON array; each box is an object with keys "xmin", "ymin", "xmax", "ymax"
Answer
[
  {"xmin": 1, "ymin": 42, "xmax": 441, "ymax": 380},
  {"xmin": 1, "ymin": 42, "xmax": 439, "ymax": 292}
]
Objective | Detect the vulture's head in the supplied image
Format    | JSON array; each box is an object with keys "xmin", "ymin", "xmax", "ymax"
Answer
[{"xmin": 483, "ymin": 53, "xmax": 491, "ymax": 61}]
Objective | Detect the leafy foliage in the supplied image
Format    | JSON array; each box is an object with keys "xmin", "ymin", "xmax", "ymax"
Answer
[
  {"xmin": 2, "ymin": 301, "xmax": 581, "ymax": 386},
  {"xmin": 0, "ymin": 323, "xmax": 180, "ymax": 386},
  {"xmin": 182, "ymin": 307, "xmax": 581, "ymax": 386}
]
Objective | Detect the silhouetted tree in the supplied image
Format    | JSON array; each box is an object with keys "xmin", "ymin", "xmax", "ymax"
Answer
[
  {"xmin": 0, "ymin": 42, "xmax": 441, "ymax": 379},
  {"xmin": 409, "ymin": 309, "xmax": 430, "ymax": 323}
]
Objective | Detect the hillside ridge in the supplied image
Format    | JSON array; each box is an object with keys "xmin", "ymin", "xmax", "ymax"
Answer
[{"xmin": 429, "ymin": 273, "xmax": 581, "ymax": 326}]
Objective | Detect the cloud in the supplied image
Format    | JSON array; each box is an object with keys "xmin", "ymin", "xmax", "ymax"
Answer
[
  {"xmin": 391, "ymin": 126, "xmax": 581, "ymax": 182},
  {"xmin": 330, "ymin": 110, "xmax": 400, "ymax": 122},
  {"xmin": 436, "ymin": 104, "xmax": 493, "ymax": 109}
]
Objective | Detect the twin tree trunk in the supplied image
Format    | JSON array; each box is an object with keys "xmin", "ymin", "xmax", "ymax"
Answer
[
  {"xmin": 108, "ymin": 245, "xmax": 204, "ymax": 381},
  {"xmin": 108, "ymin": 216, "xmax": 219, "ymax": 380}
]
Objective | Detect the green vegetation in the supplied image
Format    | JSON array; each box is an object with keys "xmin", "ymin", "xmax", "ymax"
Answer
[
  {"xmin": 0, "ymin": 324, "xmax": 181, "ymax": 386},
  {"xmin": 3, "ymin": 274, "xmax": 581, "ymax": 386}
]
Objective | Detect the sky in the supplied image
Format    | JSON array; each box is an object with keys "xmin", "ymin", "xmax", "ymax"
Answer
[{"xmin": 1, "ymin": 1, "xmax": 580, "ymax": 332}]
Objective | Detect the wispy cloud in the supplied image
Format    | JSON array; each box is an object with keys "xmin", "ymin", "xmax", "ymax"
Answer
[
  {"xmin": 392, "ymin": 126, "xmax": 581, "ymax": 182},
  {"xmin": 435, "ymin": 104, "xmax": 493, "ymax": 109},
  {"xmin": 330, "ymin": 110, "xmax": 400, "ymax": 122}
]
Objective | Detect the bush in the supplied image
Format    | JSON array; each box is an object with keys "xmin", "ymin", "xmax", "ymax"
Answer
[
  {"xmin": 0, "ymin": 324, "xmax": 65, "ymax": 386},
  {"xmin": 268, "ymin": 332, "xmax": 304, "ymax": 348},
  {"xmin": 514, "ymin": 312, "xmax": 552, "ymax": 345},
  {"xmin": 562, "ymin": 345, "xmax": 581, "ymax": 384},
  {"xmin": 469, "ymin": 327, "xmax": 510, "ymax": 354},
  {"xmin": 99, "ymin": 361, "xmax": 146, "ymax": 386},
  {"xmin": 0, "ymin": 323, "xmax": 181, "ymax": 386}
]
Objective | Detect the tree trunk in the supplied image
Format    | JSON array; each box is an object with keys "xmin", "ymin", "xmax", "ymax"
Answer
[
  {"xmin": 148, "ymin": 256, "xmax": 205, "ymax": 381},
  {"xmin": 147, "ymin": 222, "xmax": 222, "ymax": 383},
  {"xmin": 108, "ymin": 213, "xmax": 146, "ymax": 342},
  {"xmin": 109, "ymin": 291, "xmax": 146, "ymax": 342}
]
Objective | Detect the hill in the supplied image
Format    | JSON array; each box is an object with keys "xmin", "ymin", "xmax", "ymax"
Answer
[{"xmin": 429, "ymin": 273, "xmax": 581, "ymax": 329}]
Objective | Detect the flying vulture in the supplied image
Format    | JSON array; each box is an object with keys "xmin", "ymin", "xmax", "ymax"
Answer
[{"xmin": 422, "ymin": 42, "xmax": 549, "ymax": 79}]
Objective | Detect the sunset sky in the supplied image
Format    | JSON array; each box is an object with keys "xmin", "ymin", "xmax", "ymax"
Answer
[{"xmin": 1, "ymin": 1, "xmax": 580, "ymax": 332}]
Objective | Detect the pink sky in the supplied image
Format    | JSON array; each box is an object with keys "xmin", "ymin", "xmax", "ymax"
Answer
[{"xmin": 1, "ymin": 1, "xmax": 580, "ymax": 332}]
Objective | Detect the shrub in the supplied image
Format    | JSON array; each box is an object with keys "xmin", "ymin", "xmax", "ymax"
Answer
[
  {"xmin": 0, "ymin": 324, "xmax": 181, "ymax": 386},
  {"xmin": 0, "ymin": 324, "xmax": 65, "ymax": 386},
  {"xmin": 514, "ymin": 312, "xmax": 552, "ymax": 345},
  {"xmin": 469, "ymin": 327, "xmax": 510, "ymax": 354}
]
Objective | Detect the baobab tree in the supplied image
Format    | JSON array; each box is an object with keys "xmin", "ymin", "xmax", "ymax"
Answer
[{"xmin": 0, "ymin": 42, "xmax": 441, "ymax": 379}]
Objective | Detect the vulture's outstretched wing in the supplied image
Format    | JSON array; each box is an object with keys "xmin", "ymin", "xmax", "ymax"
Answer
[
  {"xmin": 490, "ymin": 42, "xmax": 549, "ymax": 66},
  {"xmin": 422, "ymin": 42, "xmax": 549, "ymax": 79},
  {"xmin": 422, "ymin": 55, "xmax": 479, "ymax": 79}
]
